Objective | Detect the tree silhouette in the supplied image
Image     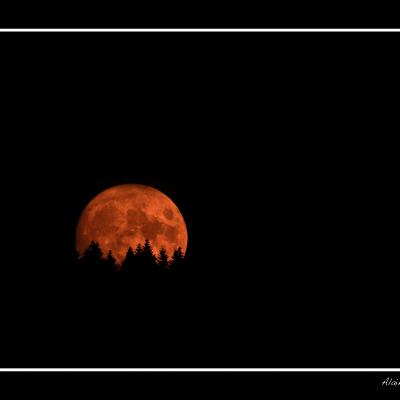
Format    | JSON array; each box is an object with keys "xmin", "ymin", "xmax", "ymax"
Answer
[
  {"xmin": 74, "ymin": 240, "xmax": 189, "ymax": 276},
  {"xmin": 135, "ymin": 243, "xmax": 143, "ymax": 257},
  {"xmin": 120, "ymin": 246, "xmax": 135, "ymax": 273},
  {"xmin": 104, "ymin": 250, "xmax": 117, "ymax": 273},
  {"xmin": 157, "ymin": 248, "xmax": 169, "ymax": 270},
  {"xmin": 80, "ymin": 241, "xmax": 103, "ymax": 273},
  {"xmin": 169, "ymin": 247, "xmax": 185, "ymax": 272},
  {"xmin": 139, "ymin": 239, "xmax": 159, "ymax": 274},
  {"xmin": 142, "ymin": 239, "xmax": 156, "ymax": 263}
]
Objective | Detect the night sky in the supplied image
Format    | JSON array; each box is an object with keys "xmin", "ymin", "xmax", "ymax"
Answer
[{"xmin": 0, "ymin": 33, "xmax": 397, "ymax": 368}]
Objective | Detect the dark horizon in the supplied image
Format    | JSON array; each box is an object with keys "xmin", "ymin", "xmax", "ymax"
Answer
[{"xmin": 75, "ymin": 239, "xmax": 188, "ymax": 274}]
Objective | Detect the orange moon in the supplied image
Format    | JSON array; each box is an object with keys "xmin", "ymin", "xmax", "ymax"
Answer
[{"xmin": 76, "ymin": 184, "xmax": 188, "ymax": 264}]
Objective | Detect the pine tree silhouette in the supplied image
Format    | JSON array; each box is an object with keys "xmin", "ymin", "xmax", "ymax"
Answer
[
  {"xmin": 142, "ymin": 239, "xmax": 156, "ymax": 263},
  {"xmin": 104, "ymin": 250, "xmax": 117, "ymax": 273},
  {"xmin": 170, "ymin": 247, "xmax": 185, "ymax": 272},
  {"xmin": 80, "ymin": 241, "xmax": 103, "ymax": 273},
  {"xmin": 75, "ymin": 240, "xmax": 189, "ymax": 276},
  {"xmin": 141, "ymin": 239, "xmax": 158, "ymax": 274},
  {"xmin": 135, "ymin": 243, "xmax": 143, "ymax": 257},
  {"xmin": 120, "ymin": 246, "xmax": 135, "ymax": 273},
  {"xmin": 157, "ymin": 248, "xmax": 169, "ymax": 270}
]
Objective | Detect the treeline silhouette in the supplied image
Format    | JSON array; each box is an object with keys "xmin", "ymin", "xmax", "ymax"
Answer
[{"xmin": 74, "ymin": 239, "xmax": 187, "ymax": 275}]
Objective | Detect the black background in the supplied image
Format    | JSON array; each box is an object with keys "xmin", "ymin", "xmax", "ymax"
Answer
[
  {"xmin": 1, "ymin": 4, "xmax": 400, "ymax": 28},
  {"xmin": 0, "ymin": 33, "xmax": 398, "ymax": 377},
  {"xmin": 1, "ymin": 372, "xmax": 400, "ymax": 396}
]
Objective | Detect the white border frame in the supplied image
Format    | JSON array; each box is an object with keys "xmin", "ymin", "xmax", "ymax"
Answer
[
  {"xmin": 0, "ymin": 29, "xmax": 400, "ymax": 32},
  {"xmin": 0, "ymin": 26, "xmax": 397, "ymax": 373},
  {"xmin": 0, "ymin": 368, "xmax": 399, "ymax": 371}
]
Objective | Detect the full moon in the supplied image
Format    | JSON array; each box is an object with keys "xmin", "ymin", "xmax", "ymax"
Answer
[{"xmin": 76, "ymin": 184, "xmax": 188, "ymax": 264}]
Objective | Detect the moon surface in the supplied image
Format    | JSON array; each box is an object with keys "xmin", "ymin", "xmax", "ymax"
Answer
[{"xmin": 76, "ymin": 184, "xmax": 188, "ymax": 264}]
